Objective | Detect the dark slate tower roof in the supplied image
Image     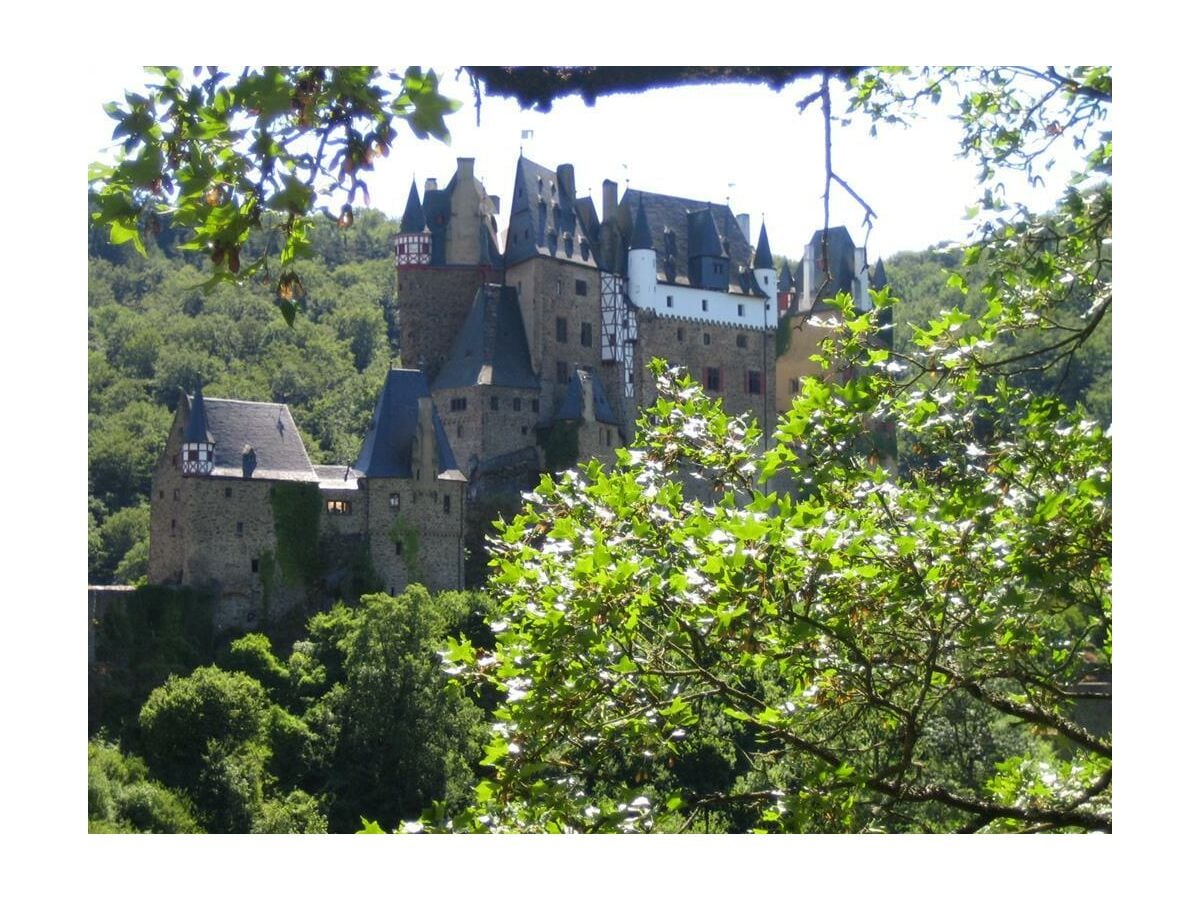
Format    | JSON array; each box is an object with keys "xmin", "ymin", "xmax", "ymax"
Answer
[
  {"xmin": 355, "ymin": 369, "xmax": 458, "ymax": 478},
  {"xmin": 631, "ymin": 197, "xmax": 653, "ymax": 250},
  {"xmin": 555, "ymin": 368, "xmax": 622, "ymax": 427},
  {"xmin": 183, "ymin": 383, "xmax": 213, "ymax": 443},
  {"xmin": 504, "ymin": 156, "xmax": 595, "ymax": 267},
  {"xmin": 753, "ymin": 223, "xmax": 773, "ymax": 269},
  {"xmin": 433, "ymin": 285, "xmax": 539, "ymax": 392},
  {"xmin": 870, "ymin": 258, "xmax": 889, "ymax": 291},
  {"xmin": 400, "ymin": 179, "xmax": 426, "ymax": 232},
  {"xmin": 809, "ymin": 226, "xmax": 860, "ymax": 300},
  {"xmin": 778, "ymin": 262, "xmax": 794, "ymax": 292},
  {"xmin": 184, "ymin": 394, "xmax": 317, "ymax": 482}
]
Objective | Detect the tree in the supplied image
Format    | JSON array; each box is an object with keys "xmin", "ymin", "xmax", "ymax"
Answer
[{"xmin": 425, "ymin": 67, "xmax": 1111, "ymax": 833}]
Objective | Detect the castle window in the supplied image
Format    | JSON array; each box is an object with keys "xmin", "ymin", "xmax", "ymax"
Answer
[
  {"xmin": 575, "ymin": 279, "xmax": 587, "ymax": 297},
  {"xmin": 701, "ymin": 299, "xmax": 709, "ymax": 312},
  {"xmin": 490, "ymin": 396, "xmax": 499, "ymax": 411},
  {"xmin": 666, "ymin": 295, "xmax": 674, "ymax": 308},
  {"xmin": 521, "ymin": 426, "xmax": 528, "ymax": 435},
  {"xmin": 747, "ymin": 369, "xmax": 763, "ymax": 395},
  {"xmin": 451, "ymin": 397, "xmax": 467, "ymax": 412},
  {"xmin": 236, "ymin": 522, "xmax": 244, "ymax": 537},
  {"xmin": 580, "ymin": 322, "xmax": 592, "ymax": 347},
  {"xmin": 736, "ymin": 334, "xmax": 747, "ymax": 349},
  {"xmin": 389, "ymin": 493, "xmax": 400, "ymax": 509},
  {"xmin": 170, "ymin": 519, "xmax": 176, "ymax": 534},
  {"xmin": 443, "ymin": 494, "xmax": 451, "ymax": 514},
  {"xmin": 789, "ymin": 377, "xmax": 801, "ymax": 394},
  {"xmin": 513, "ymin": 397, "xmax": 522, "ymax": 412},
  {"xmin": 556, "ymin": 278, "xmax": 562, "ymax": 296},
  {"xmin": 704, "ymin": 367, "xmax": 723, "ymax": 392},
  {"xmin": 677, "ymin": 328, "xmax": 684, "ymax": 342},
  {"xmin": 737, "ymin": 304, "xmax": 745, "ymax": 317},
  {"xmin": 225, "ymin": 487, "xmax": 233, "ymax": 498},
  {"xmin": 703, "ymin": 333, "xmax": 711, "ymax": 346},
  {"xmin": 158, "ymin": 490, "xmax": 163, "ymax": 499},
  {"xmin": 173, "ymin": 488, "xmax": 180, "ymax": 501},
  {"xmin": 556, "ymin": 362, "xmax": 569, "ymax": 384},
  {"xmin": 326, "ymin": 500, "xmax": 352, "ymax": 515},
  {"xmin": 532, "ymin": 399, "xmax": 540, "ymax": 414},
  {"xmin": 556, "ymin": 317, "xmax": 567, "ymax": 343},
  {"xmin": 251, "ymin": 558, "xmax": 259, "ymax": 573}
]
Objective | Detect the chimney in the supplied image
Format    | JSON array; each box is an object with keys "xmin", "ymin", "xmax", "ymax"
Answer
[
  {"xmin": 425, "ymin": 178, "xmax": 438, "ymax": 194},
  {"xmin": 457, "ymin": 157, "xmax": 475, "ymax": 183},
  {"xmin": 736, "ymin": 214, "xmax": 751, "ymax": 242},
  {"xmin": 556, "ymin": 164, "xmax": 576, "ymax": 200},
  {"xmin": 602, "ymin": 179, "xmax": 618, "ymax": 223}
]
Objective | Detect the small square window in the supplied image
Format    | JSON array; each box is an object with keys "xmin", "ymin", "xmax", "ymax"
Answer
[
  {"xmin": 580, "ymin": 322, "xmax": 592, "ymax": 347},
  {"xmin": 389, "ymin": 493, "xmax": 400, "ymax": 509},
  {"xmin": 703, "ymin": 333, "xmax": 711, "ymax": 346},
  {"xmin": 575, "ymin": 279, "xmax": 587, "ymax": 296},
  {"xmin": 236, "ymin": 522, "xmax": 244, "ymax": 536},
  {"xmin": 737, "ymin": 304, "xmax": 745, "ymax": 317},
  {"xmin": 701, "ymin": 299, "xmax": 709, "ymax": 312},
  {"xmin": 251, "ymin": 558, "xmax": 259, "ymax": 573},
  {"xmin": 666, "ymin": 295, "xmax": 674, "ymax": 308},
  {"xmin": 225, "ymin": 486, "xmax": 233, "ymax": 498},
  {"xmin": 326, "ymin": 500, "xmax": 352, "ymax": 515},
  {"xmin": 736, "ymin": 334, "xmax": 747, "ymax": 349},
  {"xmin": 513, "ymin": 397, "xmax": 522, "ymax": 412},
  {"xmin": 490, "ymin": 396, "xmax": 499, "ymax": 411}
]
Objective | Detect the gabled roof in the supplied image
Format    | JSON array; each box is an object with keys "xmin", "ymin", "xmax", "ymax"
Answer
[
  {"xmin": 433, "ymin": 285, "xmax": 539, "ymax": 392},
  {"xmin": 504, "ymin": 156, "xmax": 594, "ymax": 267},
  {"xmin": 355, "ymin": 369, "xmax": 459, "ymax": 478},
  {"xmin": 400, "ymin": 180, "xmax": 426, "ymax": 232},
  {"xmin": 184, "ymin": 394, "xmax": 317, "ymax": 482},
  {"xmin": 555, "ymin": 368, "xmax": 621, "ymax": 426},
  {"xmin": 616, "ymin": 189, "xmax": 755, "ymax": 290}
]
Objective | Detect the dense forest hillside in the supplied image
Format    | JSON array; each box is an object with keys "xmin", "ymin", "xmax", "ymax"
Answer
[
  {"xmin": 88, "ymin": 209, "xmax": 1112, "ymax": 587},
  {"xmin": 88, "ymin": 208, "xmax": 402, "ymax": 585}
]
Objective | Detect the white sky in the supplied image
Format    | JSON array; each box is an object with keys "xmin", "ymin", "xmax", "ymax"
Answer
[{"xmin": 85, "ymin": 65, "xmax": 1081, "ymax": 262}]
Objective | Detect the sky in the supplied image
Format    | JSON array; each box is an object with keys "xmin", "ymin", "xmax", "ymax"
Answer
[{"xmin": 86, "ymin": 65, "xmax": 1084, "ymax": 263}]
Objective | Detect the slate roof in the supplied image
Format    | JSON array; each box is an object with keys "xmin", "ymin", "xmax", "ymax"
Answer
[
  {"xmin": 432, "ymin": 285, "xmax": 539, "ymax": 392},
  {"xmin": 870, "ymin": 258, "xmax": 889, "ymax": 291},
  {"xmin": 400, "ymin": 180, "xmax": 426, "ymax": 232},
  {"xmin": 505, "ymin": 156, "xmax": 599, "ymax": 267},
  {"xmin": 778, "ymin": 261, "xmax": 794, "ymax": 293},
  {"xmin": 809, "ymin": 226, "xmax": 861, "ymax": 300},
  {"xmin": 419, "ymin": 171, "xmax": 502, "ymax": 267},
  {"xmin": 753, "ymin": 223, "xmax": 773, "ymax": 270},
  {"xmin": 314, "ymin": 464, "xmax": 362, "ymax": 491},
  {"xmin": 355, "ymin": 369, "xmax": 460, "ymax": 479},
  {"xmin": 185, "ymin": 395, "xmax": 318, "ymax": 482},
  {"xmin": 554, "ymin": 368, "xmax": 621, "ymax": 426},
  {"xmin": 183, "ymin": 384, "xmax": 212, "ymax": 443},
  {"xmin": 616, "ymin": 189, "xmax": 756, "ymax": 291}
]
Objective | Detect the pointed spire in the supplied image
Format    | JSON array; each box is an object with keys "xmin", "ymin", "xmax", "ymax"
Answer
[
  {"xmin": 753, "ymin": 222, "xmax": 773, "ymax": 269},
  {"xmin": 400, "ymin": 179, "xmax": 426, "ymax": 232},
  {"xmin": 778, "ymin": 261, "xmax": 794, "ymax": 292},
  {"xmin": 631, "ymin": 196, "xmax": 653, "ymax": 250},
  {"xmin": 870, "ymin": 257, "xmax": 889, "ymax": 290},
  {"xmin": 184, "ymin": 382, "xmax": 212, "ymax": 443}
]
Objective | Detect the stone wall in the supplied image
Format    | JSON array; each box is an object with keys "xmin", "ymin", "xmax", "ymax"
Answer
[
  {"xmin": 632, "ymin": 310, "xmax": 777, "ymax": 437},
  {"xmin": 394, "ymin": 266, "xmax": 491, "ymax": 380}
]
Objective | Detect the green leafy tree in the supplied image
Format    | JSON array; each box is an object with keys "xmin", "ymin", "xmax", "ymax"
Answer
[
  {"xmin": 427, "ymin": 67, "xmax": 1111, "ymax": 834},
  {"xmin": 88, "ymin": 738, "xmax": 201, "ymax": 833}
]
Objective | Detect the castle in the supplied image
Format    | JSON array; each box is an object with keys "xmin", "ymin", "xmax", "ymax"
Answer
[{"xmin": 148, "ymin": 154, "xmax": 885, "ymax": 629}]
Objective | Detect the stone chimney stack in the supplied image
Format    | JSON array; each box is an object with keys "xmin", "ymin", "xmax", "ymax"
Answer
[
  {"xmin": 425, "ymin": 178, "xmax": 438, "ymax": 194},
  {"xmin": 556, "ymin": 164, "xmax": 576, "ymax": 200},
  {"xmin": 457, "ymin": 157, "xmax": 474, "ymax": 183},
  {"xmin": 736, "ymin": 213, "xmax": 751, "ymax": 242},
  {"xmin": 602, "ymin": 180, "xmax": 618, "ymax": 223}
]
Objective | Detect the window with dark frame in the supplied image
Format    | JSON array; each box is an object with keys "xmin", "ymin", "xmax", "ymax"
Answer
[
  {"xmin": 747, "ymin": 369, "xmax": 763, "ymax": 395},
  {"xmin": 236, "ymin": 522, "xmax": 244, "ymax": 536},
  {"xmin": 556, "ymin": 361, "xmax": 569, "ymax": 384},
  {"xmin": 705, "ymin": 367, "xmax": 722, "ymax": 392},
  {"xmin": 736, "ymin": 334, "xmax": 747, "ymax": 348},
  {"xmin": 580, "ymin": 322, "xmax": 592, "ymax": 347},
  {"xmin": 451, "ymin": 397, "xmax": 467, "ymax": 412},
  {"xmin": 389, "ymin": 493, "xmax": 400, "ymax": 509},
  {"xmin": 556, "ymin": 317, "xmax": 567, "ymax": 343},
  {"xmin": 326, "ymin": 499, "xmax": 352, "ymax": 515},
  {"xmin": 575, "ymin": 279, "xmax": 587, "ymax": 296}
]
